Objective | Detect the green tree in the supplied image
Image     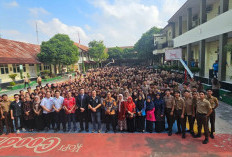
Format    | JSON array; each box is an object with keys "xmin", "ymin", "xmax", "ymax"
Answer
[
  {"xmin": 134, "ymin": 26, "xmax": 161, "ymax": 60},
  {"xmin": 122, "ymin": 48, "xmax": 137, "ymax": 59},
  {"xmin": 88, "ymin": 40, "xmax": 108, "ymax": 67},
  {"xmin": 108, "ymin": 47, "xmax": 123, "ymax": 59},
  {"xmin": 37, "ymin": 34, "xmax": 79, "ymax": 74}
]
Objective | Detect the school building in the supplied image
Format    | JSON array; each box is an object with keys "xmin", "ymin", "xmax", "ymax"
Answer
[
  {"xmin": 0, "ymin": 38, "xmax": 92, "ymax": 83},
  {"xmin": 153, "ymin": 0, "xmax": 232, "ymax": 87}
]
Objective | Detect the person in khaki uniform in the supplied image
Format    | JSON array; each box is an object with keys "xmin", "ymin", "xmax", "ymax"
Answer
[
  {"xmin": 0, "ymin": 105, "xmax": 3, "ymax": 135},
  {"xmin": 173, "ymin": 91, "xmax": 186, "ymax": 139},
  {"xmin": 0, "ymin": 94, "xmax": 13, "ymax": 135},
  {"xmin": 183, "ymin": 90, "xmax": 194, "ymax": 136},
  {"xmin": 194, "ymin": 91, "xmax": 212, "ymax": 144},
  {"xmin": 164, "ymin": 89, "xmax": 175, "ymax": 136},
  {"xmin": 206, "ymin": 89, "xmax": 219, "ymax": 139},
  {"xmin": 103, "ymin": 92, "xmax": 117, "ymax": 133}
]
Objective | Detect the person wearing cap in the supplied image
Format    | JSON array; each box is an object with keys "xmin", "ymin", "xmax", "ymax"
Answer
[
  {"xmin": 206, "ymin": 89, "xmax": 219, "ymax": 139},
  {"xmin": 183, "ymin": 90, "xmax": 194, "ymax": 136},
  {"xmin": 174, "ymin": 91, "xmax": 186, "ymax": 139},
  {"xmin": 194, "ymin": 91, "xmax": 212, "ymax": 144},
  {"xmin": 164, "ymin": 89, "xmax": 175, "ymax": 136},
  {"xmin": 0, "ymin": 94, "xmax": 13, "ymax": 135}
]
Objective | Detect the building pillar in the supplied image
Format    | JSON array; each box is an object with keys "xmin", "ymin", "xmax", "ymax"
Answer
[
  {"xmin": 178, "ymin": 16, "xmax": 182, "ymax": 35},
  {"xmin": 187, "ymin": 44, "xmax": 192, "ymax": 67},
  {"xmin": 200, "ymin": 0, "xmax": 206, "ymax": 24},
  {"xmin": 217, "ymin": 0, "xmax": 229, "ymax": 81},
  {"xmin": 220, "ymin": 0, "xmax": 229, "ymax": 14},
  {"xmin": 187, "ymin": 8, "xmax": 192, "ymax": 31},
  {"xmin": 170, "ymin": 22, "xmax": 175, "ymax": 39},
  {"xmin": 199, "ymin": 40, "xmax": 206, "ymax": 77},
  {"xmin": 218, "ymin": 34, "xmax": 228, "ymax": 81}
]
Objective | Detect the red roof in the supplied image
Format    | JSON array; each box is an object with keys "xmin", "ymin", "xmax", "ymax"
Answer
[
  {"xmin": 74, "ymin": 43, "xmax": 89, "ymax": 52},
  {"xmin": 0, "ymin": 38, "xmax": 40, "ymax": 64}
]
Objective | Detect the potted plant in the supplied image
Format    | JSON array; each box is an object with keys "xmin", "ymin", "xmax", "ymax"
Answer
[
  {"xmin": 190, "ymin": 67, "xmax": 200, "ymax": 76},
  {"xmin": 8, "ymin": 74, "xmax": 18, "ymax": 90}
]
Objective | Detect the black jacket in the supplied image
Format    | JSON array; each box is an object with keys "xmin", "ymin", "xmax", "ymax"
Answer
[
  {"xmin": 76, "ymin": 94, "xmax": 89, "ymax": 110},
  {"xmin": 10, "ymin": 101, "xmax": 23, "ymax": 117}
]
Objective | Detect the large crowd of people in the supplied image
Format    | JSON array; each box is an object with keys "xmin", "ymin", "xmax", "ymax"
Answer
[{"xmin": 0, "ymin": 66, "xmax": 219, "ymax": 144}]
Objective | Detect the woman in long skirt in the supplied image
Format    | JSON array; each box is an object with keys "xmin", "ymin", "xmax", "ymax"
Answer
[
  {"xmin": 33, "ymin": 95, "xmax": 44, "ymax": 131},
  {"xmin": 117, "ymin": 94, "xmax": 127, "ymax": 132},
  {"xmin": 145, "ymin": 96, "xmax": 155, "ymax": 133},
  {"xmin": 126, "ymin": 96, "xmax": 136, "ymax": 132},
  {"xmin": 136, "ymin": 95, "xmax": 145, "ymax": 132},
  {"xmin": 154, "ymin": 93, "xmax": 165, "ymax": 132}
]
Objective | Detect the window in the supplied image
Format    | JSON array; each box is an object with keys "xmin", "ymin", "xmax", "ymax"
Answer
[
  {"xmin": 23, "ymin": 64, "xmax": 26, "ymax": 72},
  {"xmin": 0, "ymin": 64, "xmax": 9, "ymax": 74},
  {"xmin": 29, "ymin": 64, "xmax": 34, "ymax": 66},
  {"xmin": 39, "ymin": 65, "xmax": 42, "ymax": 71},
  {"xmin": 13, "ymin": 64, "xmax": 20, "ymax": 73},
  {"xmin": 13, "ymin": 64, "xmax": 26, "ymax": 73},
  {"xmin": 44, "ymin": 65, "xmax": 50, "ymax": 70}
]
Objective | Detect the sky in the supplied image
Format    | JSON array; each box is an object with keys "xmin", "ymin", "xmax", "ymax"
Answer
[{"xmin": 0, "ymin": 0, "xmax": 186, "ymax": 47}]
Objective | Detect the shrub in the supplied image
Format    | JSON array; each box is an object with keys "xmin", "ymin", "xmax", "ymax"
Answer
[
  {"xmin": 50, "ymin": 74, "xmax": 56, "ymax": 78},
  {"xmin": 8, "ymin": 74, "xmax": 18, "ymax": 81},
  {"xmin": 10, "ymin": 82, "xmax": 16, "ymax": 86},
  {"xmin": 27, "ymin": 73, "xmax": 30, "ymax": 78},
  {"xmin": 43, "ymin": 70, "xmax": 50, "ymax": 76},
  {"xmin": 190, "ymin": 67, "xmax": 200, "ymax": 74}
]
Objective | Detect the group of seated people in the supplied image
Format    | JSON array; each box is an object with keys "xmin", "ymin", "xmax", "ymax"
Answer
[{"xmin": 0, "ymin": 66, "xmax": 219, "ymax": 144}]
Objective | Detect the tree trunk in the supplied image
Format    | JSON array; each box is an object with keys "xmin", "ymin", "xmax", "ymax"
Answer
[
  {"xmin": 54, "ymin": 64, "xmax": 57, "ymax": 75},
  {"xmin": 49, "ymin": 65, "xmax": 52, "ymax": 73},
  {"xmin": 58, "ymin": 63, "xmax": 61, "ymax": 74}
]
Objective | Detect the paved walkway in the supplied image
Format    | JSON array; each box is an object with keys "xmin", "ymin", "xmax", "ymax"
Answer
[
  {"xmin": 1, "ymin": 77, "xmax": 68, "ymax": 97},
  {"xmin": 0, "ymin": 133, "xmax": 231, "ymax": 157},
  {"xmin": 215, "ymin": 101, "xmax": 232, "ymax": 134}
]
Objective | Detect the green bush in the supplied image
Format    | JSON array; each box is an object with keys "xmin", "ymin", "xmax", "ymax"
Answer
[
  {"xmin": 190, "ymin": 67, "xmax": 200, "ymax": 74},
  {"xmin": 10, "ymin": 82, "xmax": 16, "ymax": 86},
  {"xmin": 43, "ymin": 70, "xmax": 50, "ymax": 75},
  {"xmin": 27, "ymin": 73, "xmax": 30, "ymax": 78},
  {"xmin": 50, "ymin": 74, "xmax": 56, "ymax": 78},
  {"xmin": 8, "ymin": 74, "xmax": 18, "ymax": 81}
]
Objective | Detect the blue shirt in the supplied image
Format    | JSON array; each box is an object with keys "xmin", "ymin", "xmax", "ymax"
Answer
[
  {"xmin": 53, "ymin": 96, "xmax": 64, "ymax": 110},
  {"xmin": 213, "ymin": 63, "xmax": 218, "ymax": 71}
]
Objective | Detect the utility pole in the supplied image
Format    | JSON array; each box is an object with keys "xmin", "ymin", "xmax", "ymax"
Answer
[{"xmin": 36, "ymin": 22, "xmax": 39, "ymax": 44}]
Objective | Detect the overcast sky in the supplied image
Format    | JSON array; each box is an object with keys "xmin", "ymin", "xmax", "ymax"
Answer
[{"xmin": 0, "ymin": 0, "xmax": 186, "ymax": 47}]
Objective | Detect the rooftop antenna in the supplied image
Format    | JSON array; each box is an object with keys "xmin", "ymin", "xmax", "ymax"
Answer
[{"xmin": 36, "ymin": 22, "xmax": 39, "ymax": 44}]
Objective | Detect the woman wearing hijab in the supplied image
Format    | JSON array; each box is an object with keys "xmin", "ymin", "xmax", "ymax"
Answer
[
  {"xmin": 117, "ymin": 94, "xmax": 127, "ymax": 132},
  {"xmin": 145, "ymin": 96, "xmax": 155, "ymax": 133},
  {"xmin": 126, "ymin": 96, "xmax": 136, "ymax": 132},
  {"xmin": 135, "ymin": 95, "xmax": 146, "ymax": 132},
  {"xmin": 33, "ymin": 95, "xmax": 44, "ymax": 131},
  {"xmin": 154, "ymin": 93, "xmax": 165, "ymax": 132}
]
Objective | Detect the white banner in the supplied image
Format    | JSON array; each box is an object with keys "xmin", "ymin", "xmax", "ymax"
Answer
[{"xmin": 165, "ymin": 49, "xmax": 182, "ymax": 60}]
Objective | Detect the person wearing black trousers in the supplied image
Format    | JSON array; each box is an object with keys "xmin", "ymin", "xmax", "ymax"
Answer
[{"xmin": 76, "ymin": 88, "xmax": 89, "ymax": 132}]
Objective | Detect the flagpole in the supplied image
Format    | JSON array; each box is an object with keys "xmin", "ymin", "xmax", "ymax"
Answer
[{"xmin": 78, "ymin": 32, "xmax": 85, "ymax": 73}]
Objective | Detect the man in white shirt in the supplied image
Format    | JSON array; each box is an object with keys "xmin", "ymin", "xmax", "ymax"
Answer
[
  {"xmin": 40, "ymin": 91, "xmax": 55, "ymax": 131},
  {"xmin": 53, "ymin": 91, "xmax": 66, "ymax": 132}
]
